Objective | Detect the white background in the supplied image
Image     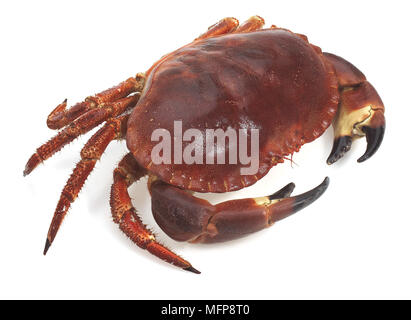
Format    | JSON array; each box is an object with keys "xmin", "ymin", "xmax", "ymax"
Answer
[{"xmin": 1, "ymin": 0, "xmax": 410, "ymax": 299}]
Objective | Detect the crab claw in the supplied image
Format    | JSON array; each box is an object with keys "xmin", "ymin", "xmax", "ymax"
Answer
[
  {"xmin": 292, "ymin": 177, "xmax": 329, "ymax": 212},
  {"xmin": 357, "ymin": 124, "xmax": 385, "ymax": 163},
  {"xmin": 201, "ymin": 177, "xmax": 330, "ymax": 243},
  {"xmin": 268, "ymin": 182, "xmax": 296, "ymax": 200},
  {"xmin": 327, "ymin": 81, "xmax": 385, "ymax": 165},
  {"xmin": 324, "ymin": 53, "xmax": 386, "ymax": 165},
  {"xmin": 151, "ymin": 177, "xmax": 330, "ymax": 244},
  {"xmin": 327, "ymin": 136, "xmax": 353, "ymax": 165},
  {"xmin": 267, "ymin": 177, "xmax": 329, "ymax": 224}
]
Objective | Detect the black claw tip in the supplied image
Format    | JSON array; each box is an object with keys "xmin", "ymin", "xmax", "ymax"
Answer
[
  {"xmin": 269, "ymin": 182, "xmax": 296, "ymax": 200},
  {"xmin": 43, "ymin": 239, "xmax": 51, "ymax": 256},
  {"xmin": 357, "ymin": 125, "xmax": 385, "ymax": 163},
  {"xmin": 327, "ymin": 136, "xmax": 353, "ymax": 165},
  {"xmin": 293, "ymin": 177, "xmax": 330, "ymax": 213},
  {"xmin": 184, "ymin": 266, "xmax": 201, "ymax": 274}
]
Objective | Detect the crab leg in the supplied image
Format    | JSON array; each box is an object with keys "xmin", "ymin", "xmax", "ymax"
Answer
[
  {"xmin": 149, "ymin": 178, "xmax": 329, "ymax": 244},
  {"xmin": 43, "ymin": 115, "xmax": 130, "ymax": 254},
  {"xmin": 47, "ymin": 74, "xmax": 145, "ymax": 130},
  {"xmin": 110, "ymin": 154, "xmax": 200, "ymax": 274},
  {"xmin": 234, "ymin": 16, "xmax": 265, "ymax": 33},
  {"xmin": 195, "ymin": 16, "xmax": 267, "ymax": 41},
  {"xmin": 195, "ymin": 17, "xmax": 239, "ymax": 41},
  {"xmin": 24, "ymin": 94, "xmax": 140, "ymax": 176},
  {"xmin": 324, "ymin": 53, "xmax": 386, "ymax": 164}
]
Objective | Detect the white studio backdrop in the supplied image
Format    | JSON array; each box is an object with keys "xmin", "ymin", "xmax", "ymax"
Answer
[{"xmin": 0, "ymin": 0, "xmax": 410, "ymax": 299}]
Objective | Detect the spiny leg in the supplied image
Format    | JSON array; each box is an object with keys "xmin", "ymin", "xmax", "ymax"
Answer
[
  {"xmin": 149, "ymin": 178, "xmax": 329, "ymax": 243},
  {"xmin": 24, "ymin": 93, "xmax": 140, "ymax": 176},
  {"xmin": 47, "ymin": 74, "xmax": 145, "ymax": 130},
  {"xmin": 324, "ymin": 53, "xmax": 386, "ymax": 164},
  {"xmin": 110, "ymin": 154, "xmax": 200, "ymax": 274},
  {"xmin": 43, "ymin": 115, "xmax": 129, "ymax": 254}
]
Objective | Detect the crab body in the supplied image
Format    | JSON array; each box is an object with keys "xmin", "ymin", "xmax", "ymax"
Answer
[
  {"xmin": 25, "ymin": 16, "xmax": 386, "ymax": 273},
  {"xmin": 127, "ymin": 29, "xmax": 339, "ymax": 192}
]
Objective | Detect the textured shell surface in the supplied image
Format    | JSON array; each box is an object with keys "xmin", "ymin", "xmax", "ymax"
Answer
[{"xmin": 127, "ymin": 28, "xmax": 339, "ymax": 193}]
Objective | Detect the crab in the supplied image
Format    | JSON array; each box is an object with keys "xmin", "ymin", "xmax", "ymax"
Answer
[{"xmin": 24, "ymin": 16, "xmax": 386, "ymax": 274}]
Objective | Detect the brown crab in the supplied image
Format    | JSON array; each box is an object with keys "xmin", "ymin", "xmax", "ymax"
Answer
[{"xmin": 24, "ymin": 16, "xmax": 385, "ymax": 273}]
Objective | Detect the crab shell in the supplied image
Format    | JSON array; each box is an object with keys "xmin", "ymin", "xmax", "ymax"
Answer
[{"xmin": 126, "ymin": 28, "xmax": 339, "ymax": 193}]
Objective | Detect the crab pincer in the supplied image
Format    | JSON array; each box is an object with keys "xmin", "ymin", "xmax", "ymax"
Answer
[
  {"xmin": 149, "ymin": 178, "xmax": 329, "ymax": 244},
  {"xmin": 324, "ymin": 53, "xmax": 386, "ymax": 165}
]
